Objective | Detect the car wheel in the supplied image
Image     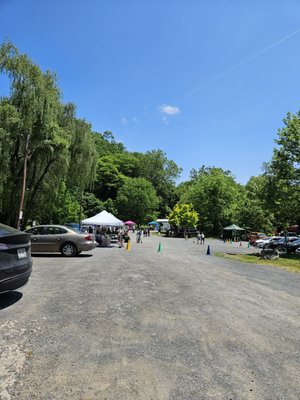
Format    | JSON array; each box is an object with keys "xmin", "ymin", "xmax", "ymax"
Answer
[{"xmin": 61, "ymin": 242, "xmax": 77, "ymax": 257}]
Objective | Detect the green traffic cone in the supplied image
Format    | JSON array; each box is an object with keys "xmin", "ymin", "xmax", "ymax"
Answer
[{"xmin": 158, "ymin": 242, "xmax": 162, "ymax": 253}]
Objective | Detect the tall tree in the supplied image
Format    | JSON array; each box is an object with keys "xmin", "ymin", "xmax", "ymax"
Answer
[
  {"xmin": 138, "ymin": 149, "xmax": 182, "ymax": 216},
  {"xmin": 0, "ymin": 41, "xmax": 98, "ymax": 226},
  {"xmin": 0, "ymin": 41, "xmax": 66, "ymax": 226},
  {"xmin": 114, "ymin": 177, "xmax": 159, "ymax": 224},
  {"xmin": 238, "ymin": 176, "xmax": 274, "ymax": 233},
  {"xmin": 263, "ymin": 112, "xmax": 300, "ymax": 228},
  {"xmin": 181, "ymin": 166, "xmax": 243, "ymax": 235}
]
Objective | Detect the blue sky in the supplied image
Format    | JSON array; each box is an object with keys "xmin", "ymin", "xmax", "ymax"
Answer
[{"xmin": 1, "ymin": 0, "xmax": 300, "ymax": 184}]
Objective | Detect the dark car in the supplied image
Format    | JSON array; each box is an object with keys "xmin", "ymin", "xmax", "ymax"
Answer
[
  {"xmin": 266, "ymin": 236, "xmax": 299, "ymax": 249},
  {"xmin": 25, "ymin": 225, "xmax": 96, "ymax": 256},
  {"xmin": 284, "ymin": 239, "xmax": 300, "ymax": 254},
  {"xmin": 266, "ymin": 237, "xmax": 286, "ymax": 249},
  {"xmin": 0, "ymin": 223, "xmax": 32, "ymax": 293}
]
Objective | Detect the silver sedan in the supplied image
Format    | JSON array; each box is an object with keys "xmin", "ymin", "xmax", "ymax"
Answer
[{"xmin": 25, "ymin": 225, "xmax": 96, "ymax": 256}]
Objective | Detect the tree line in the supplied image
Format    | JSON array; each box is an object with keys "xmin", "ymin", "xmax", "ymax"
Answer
[{"xmin": 0, "ymin": 41, "xmax": 299, "ymax": 235}]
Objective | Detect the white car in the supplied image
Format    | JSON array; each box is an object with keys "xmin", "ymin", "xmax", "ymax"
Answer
[{"xmin": 255, "ymin": 236, "xmax": 280, "ymax": 248}]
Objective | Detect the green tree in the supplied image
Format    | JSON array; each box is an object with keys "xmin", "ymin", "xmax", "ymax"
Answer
[
  {"xmin": 238, "ymin": 176, "xmax": 274, "ymax": 233},
  {"xmin": 263, "ymin": 112, "xmax": 300, "ymax": 228},
  {"xmin": 114, "ymin": 177, "xmax": 159, "ymax": 224},
  {"xmin": 94, "ymin": 156, "xmax": 126, "ymax": 200},
  {"xmin": 93, "ymin": 131, "xmax": 125, "ymax": 157},
  {"xmin": 0, "ymin": 41, "xmax": 98, "ymax": 226},
  {"xmin": 138, "ymin": 149, "xmax": 182, "ymax": 216},
  {"xmin": 0, "ymin": 41, "xmax": 68, "ymax": 226},
  {"xmin": 181, "ymin": 166, "xmax": 243, "ymax": 236},
  {"xmin": 168, "ymin": 203, "xmax": 199, "ymax": 229},
  {"xmin": 81, "ymin": 192, "xmax": 104, "ymax": 219}
]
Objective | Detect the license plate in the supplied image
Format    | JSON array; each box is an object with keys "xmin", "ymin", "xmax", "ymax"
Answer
[{"xmin": 17, "ymin": 248, "xmax": 27, "ymax": 259}]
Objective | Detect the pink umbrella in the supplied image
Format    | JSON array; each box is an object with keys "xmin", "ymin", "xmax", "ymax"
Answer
[{"xmin": 124, "ymin": 220, "xmax": 135, "ymax": 225}]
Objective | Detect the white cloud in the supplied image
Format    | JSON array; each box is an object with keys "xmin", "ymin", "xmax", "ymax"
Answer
[
  {"xmin": 159, "ymin": 104, "xmax": 180, "ymax": 115},
  {"xmin": 121, "ymin": 117, "xmax": 128, "ymax": 125},
  {"xmin": 132, "ymin": 116, "xmax": 139, "ymax": 123}
]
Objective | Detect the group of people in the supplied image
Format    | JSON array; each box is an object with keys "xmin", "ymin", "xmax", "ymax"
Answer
[
  {"xmin": 196, "ymin": 231, "xmax": 205, "ymax": 244},
  {"xmin": 118, "ymin": 227, "xmax": 149, "ymax": 247},
  {"xmin": 84, "ymin": 224, "xmax": 152, "ymax": 248}
]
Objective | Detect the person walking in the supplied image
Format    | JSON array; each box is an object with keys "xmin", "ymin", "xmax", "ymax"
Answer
[
  {"xmin": 136, "ymin": 229, "xmax": 142, "ymax": 243},
  {"xmin": 201, "ymin": 232, "xmax": 205, "ymax": 244},
  {"xmin": 117, "ymin": 229, "xmax": 124, "ymax": 248},
  {"xmin": 196, "ymin": 230, "xmax": 201, "ymax": 244}
]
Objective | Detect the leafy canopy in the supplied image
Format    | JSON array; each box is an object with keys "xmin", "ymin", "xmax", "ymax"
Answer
[{"xmin": 168, "ymin": 203, "xmax": 199, "ymax": 228}]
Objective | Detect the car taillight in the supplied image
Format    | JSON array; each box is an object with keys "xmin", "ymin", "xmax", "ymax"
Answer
[
  {"xmin": 0, "ymin": 243, "xmax": 9, "ymax": 250},
  {"xmin": 84, "ymin": 235, "xmax": 92, "ymax": 241}
]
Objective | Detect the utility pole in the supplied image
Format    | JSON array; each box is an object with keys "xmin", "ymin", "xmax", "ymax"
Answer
[{"xmin": 17, "ymin": 133, "xmax": 30, "ymax": 230}]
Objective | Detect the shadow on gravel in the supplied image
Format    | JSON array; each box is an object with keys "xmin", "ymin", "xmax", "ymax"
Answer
[
  {"xmin": 0, "ymin": 291, "xmax": 23, "ymax": 309},
  {"xmin": 32, "ymin": 253, "xmax": 93, "ymax": 258}
]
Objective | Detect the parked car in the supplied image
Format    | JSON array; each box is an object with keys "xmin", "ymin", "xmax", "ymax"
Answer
[
  {"xmin": 249, "ymin": 232, "xmax": 267, "ymax": 245},
  {"xmin": 265, "ymin": 236, "xmax": 300, "ymax": 253},
  {"xmin": 255, "ymin": 237, "xmax": 273, "ymax": 248},
  {"xmin": 284, "ymin": 239, "xmax": 300, "ymax": 254},
  {"xmin": 255, "ymin": 236, "xmax": 281, "ymax": 248},
  {"xmin": 0, "ymin": 223, "xmax": 32, "ymax": 293},
  {"xmin": 25, "ymin": 225, "xmax": 96, "ymax": 256}
]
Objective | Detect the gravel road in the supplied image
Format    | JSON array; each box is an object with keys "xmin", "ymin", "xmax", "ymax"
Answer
[{"xmin": 1, "ymin": 235, "xmax": 299, "ymax": 400}]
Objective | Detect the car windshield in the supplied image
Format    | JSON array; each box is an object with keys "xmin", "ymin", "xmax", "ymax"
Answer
[{"xmin": 0, "ymin": 223, "xmax": 21, "ymax": 236}]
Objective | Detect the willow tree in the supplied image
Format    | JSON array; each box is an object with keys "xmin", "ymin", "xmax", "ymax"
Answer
[
  {"xmin": 61, "ymin": 113, "xmax": 98, "ymax": 223},
  {"xmin": 0, "ymin": 41, "xmax": 68, "ymax": 226},
  {"xmin": 0, "ymin": 41, "xmax": 98, "ymax": 227}
]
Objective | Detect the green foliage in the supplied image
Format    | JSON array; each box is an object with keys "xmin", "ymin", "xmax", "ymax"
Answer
[
  {"xmin": 137, "ymin": 149, "xmax": 182, "ymax": 215},
  {"xmin": 50, "ymin": 188, "xmax": 81, "ymax": 224},
  {"xmin": 181, "ymin": 167, "xmax": 243, "ymax": 235},
  {"xmin": 94, "ymin": 157, "xmax": 126, "ymax": 200},
  {"xmin": 81, "ymin": 192, "xmax": 104, "ymax": 219},
  {"xmin": 114, "ymin": 177, "xmax": 159, "ymax": 224},
  {"xmin": 262, "ymin": 112, "xmax": 300, "ymax": 228},
  {"xmin": 0, "ymin": 41, "xmax": 98, "ymax": 226},
  {"xmin": 239, "ymin": 176, "xmax": 274, "ymax": 233},
  {"xmin": 168, "ymin": 203, "xmax": 199, "ymax": 228},
  {"xmin": 93, "ymin": 131, "xmax": 125, "ymax": 157}
]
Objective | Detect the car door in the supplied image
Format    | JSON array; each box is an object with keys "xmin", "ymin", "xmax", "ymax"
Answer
[
  {"xmin": 26, "ymin": 226, "xmax": 47, "ymax": 252},
  {"xmin": 44, "ymin": 226, "xmax": 69, "ymax": 252}
]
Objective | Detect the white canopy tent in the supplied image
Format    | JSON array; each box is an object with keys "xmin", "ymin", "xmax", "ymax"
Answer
[{"xmin": 81, "ymin": 210, "xmax": 123, "ymax": 227}]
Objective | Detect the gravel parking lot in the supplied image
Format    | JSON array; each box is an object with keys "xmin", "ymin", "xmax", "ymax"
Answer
[{"xmin": 1, "ymin": 234, "xmax": 299, "ymax": 400}]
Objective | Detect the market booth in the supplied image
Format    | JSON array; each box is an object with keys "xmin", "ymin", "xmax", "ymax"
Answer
[
  {"xmin": 223, "ymin": 224, "xmax": 245, "ymax": 241},
  {"xmin": 81, "ymin": 210, "xmax": 123, "ymax": 247}
]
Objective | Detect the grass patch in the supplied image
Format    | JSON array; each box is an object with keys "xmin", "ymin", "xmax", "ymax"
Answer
[{"xmin": 215, "ymin": 252, "xmax": 300, "ymax": 274}]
